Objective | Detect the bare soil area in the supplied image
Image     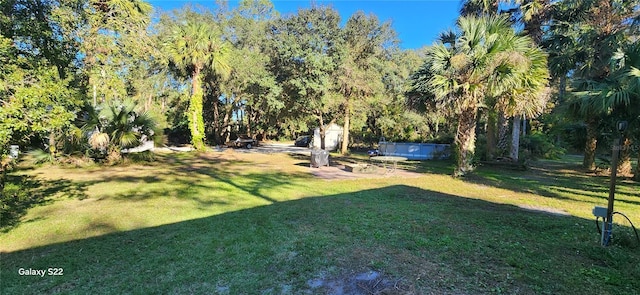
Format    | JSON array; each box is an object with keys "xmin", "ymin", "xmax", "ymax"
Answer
[{"xmin": 309, "ymin": 164, "xmax": 423, "ymax": 180}]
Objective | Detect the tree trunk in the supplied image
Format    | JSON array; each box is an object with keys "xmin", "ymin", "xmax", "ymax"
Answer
[
  {"xmin": 223, "ymin": 105, "xmax": 231, "ymax": 143},
  {"xmin": 558, "ymin": 75, "xmax": 567, "ymax": 103},
  {"xmin": 239, "ymin": 105, "xmax": 244, "ymax": 131},
  {"xmin": 1, "ymin": 157, "xmax": 9, "ymax": 197},
  {"xmin": 510, "ymin": 116, "xmax": 521, "ymax": 161},
  {"xmin": 454, "ymin": 105, "xmax": 478, "ymax": 177},
  {"xmin": 523, "ymin": 3, "xmax": 545, "ymax": 46},
  {"xmin": 146, "ymin": 93, "xmax": 152, "ymax": 112},
  {"xmin": 497, "ymin": 111, "xmax": 510, "ymax": 157},
  {"xmin": 618, "ymin": 138, "xmax": 632, "ymax": 175},
  {"xmin": 319, "ymin": 114, "xmax": 326, "ymax": 150},
  {"xmin": 49, "ymin": 130, "xmax": 56, "ymax": 157},
  {"xmin": 634, "ymin": 148, "xmax": 640, "ymax": 181},
  {"xmin": 0, "ymin": 168, "xmax": 5, "ymax": 197},
  {"xmin": 486, "ymin": 110, "xmax": 497, "ymax": 160},
  {"xmin": 212, "ymin": 98, "xmax": 221, "ymax": 145},
  {"xmin": 92, "ymin": 83, "xmax": 97, "ymax": 107},
  {"xmin": 247, "ymin": 105, "xmax": 252, "ymax": 137},
  {"xmin": 583, "ymin": 119, "xmax": 598, "ymax": 171},
  {"xmin": 100, "ymin": 68, "xmax": 106, "ymax": 104},
  {"xmin": 341, "ymin": 102, "xmax": 351, "ymax": 154},
  {"xmin": 190, "ymin": 68, "xmax": 206, "ymax": 151}
]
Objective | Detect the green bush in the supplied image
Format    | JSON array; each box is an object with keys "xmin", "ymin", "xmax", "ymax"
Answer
[
  {"xmin": 520, "ymin": 132, "xmax": 566, "ymax": 160},
  {"xmin": 124, "ymin": 151, "xmax": 156, "ymax": 163},
  {"xmin": 27, "ymin": 149, "xmax": 56, "ymax": 164},
  {"xmin": 80, "ymin": 100, "xmax": 159, "ymax": 161},
  {"xmin": 474, "ymin": 133, "xmax": 488, "ymax": 162}
]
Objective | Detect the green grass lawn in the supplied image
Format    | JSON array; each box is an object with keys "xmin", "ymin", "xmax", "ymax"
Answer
[{"xmin": 1, "ymin": 151, "xmax": 639, "ymax": 294}]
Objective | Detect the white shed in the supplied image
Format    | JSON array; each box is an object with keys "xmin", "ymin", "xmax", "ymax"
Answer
[{"xmin": 311, "ymin": 123, "xmax": 343, "ymax": 151}]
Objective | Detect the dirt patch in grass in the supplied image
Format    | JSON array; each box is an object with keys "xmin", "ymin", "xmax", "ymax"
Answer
[
  {"xmin": 310, "ymin": 165, "xmax": 423, "ymax": 181},
  {"xmin": 305, "ymin": 270, "xmax": 414, "ymax": 294}
]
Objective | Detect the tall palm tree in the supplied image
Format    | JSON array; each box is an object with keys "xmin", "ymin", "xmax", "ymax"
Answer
[
  {"xmin": 576, "ymin": 42, "xmax": 640, "ymax": 176},
  {"xmin": 461, "ymin": 0, "xmax": 552, "ymax": 43},
  {"xmin": 460, "ymin": 0, "xmax": 553, "ymax": 161},
  {"xmin": 425, "ymin": 15, "xmax": 548, "ymax": 176},
  {"xmin": 611, "ymin": 43, "xmax": 640, "ymax": 178},
  {"xmin": 163, "ymin": 19, "xmax": 230, "ymax": 151},
  {"xmin": 546, "ymin": 0, "xmax": 638, "ymax": 170},
  {"xmin": 495, "ymin": 44, "xmax": 550, "ymax": 160}
]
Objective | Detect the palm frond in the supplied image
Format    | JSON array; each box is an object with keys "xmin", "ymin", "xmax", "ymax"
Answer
[
  {"xmin": 117, "ymin": 131, "xmax": 140, "ymax": 149},
  {"xmin": 89, "ymin": 132, "xmax": 110, "ymax": 150}
]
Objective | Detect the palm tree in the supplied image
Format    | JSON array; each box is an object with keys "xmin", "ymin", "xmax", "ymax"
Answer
[
  {"xmin": 81, "ymin": 100, "xmax": 157, "ymax": 159},
  {"xmin": 461, "ymin": 0, "xmax": 552, "ymax": 43},
  {"xmin": 495, "ymin": 45, "xmax": 550, "ymax": 160},
  {"xmin": 460, "ymin": 0, "xmax": 553, "ymax": 161},
  {"xmin": 577, "ymin": 42, "xmax": 640, "ymax": 176},
  {"xmin": 460, "ymin": 0, "xmax": 499, "ymax": 16},
  {"xmin": 424, "ymin": 15, "xmax": 548, "ymax": 176},
  {"xmin": 163, "ymin": 19, "xmax": 230, "ymax": 151},
  {"xmin": 546, "ymin": 0, "xmax": 638, "ymax": 170},
  {"xmin": 611, "ymin": 44, "xmax": 640, "ymax": 179}
]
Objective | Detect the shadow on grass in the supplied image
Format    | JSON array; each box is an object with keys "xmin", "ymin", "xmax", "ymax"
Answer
[
  {"xmin": 393, "ymin": 155, "xmax": 639, "ymax": 207},
  {"xmin": 150, "ymin": 153, "xmax": 310, "ymax": 204},
  {"xmin": 2, "ymin": 185, "xmax": 639, "ymax": 295},
  {"xmin": 1, "ymin": 175, "xmax": 89, "ymax": 232},
  {"xmin": 468, "ymin": 159, "xmax": 640, "ymax": 206},
  {"xmin": 305, "ymin": 151, "xmax": 636, "ymax": 207},
  {"xmin": 95, "ymin": 153, "xmax": 311, "ymax": 206},
  {"xmin": 2, "ymin": 153, "xmax": 310, "ymax": 231}
]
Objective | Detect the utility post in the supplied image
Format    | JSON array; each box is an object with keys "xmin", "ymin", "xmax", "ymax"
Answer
[{"xmin": 602, "ymin": 121, "xmax": 628, "ymax": 246}]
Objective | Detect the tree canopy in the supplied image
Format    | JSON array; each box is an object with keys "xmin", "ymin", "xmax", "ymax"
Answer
[{"xmin": 1, "ymin": 0, "xmax": 639, "ymax": 187}]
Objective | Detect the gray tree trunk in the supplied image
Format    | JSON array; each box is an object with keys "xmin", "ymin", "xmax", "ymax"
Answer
[
  {"xmin": 454, "ymin": 105, "xmax": 478, "ymax": 177},
  {"xmin": 319, "ymin": 114, "xmax": 326, "ymax": 150},
  {"xmin": 618, "ymin": 138, "xmax": 632, "ymax": 175},
  {"xmin": 341, "ymin": 102, "xmax": 350, "ymax": 154},
  {"xmin": 93, "ymin": 83, "xmax": 97, "ymax": 107},
  {"xmin": 486, "ymin": 110, "xmax": 497, "ymax": 160},
  {"xmin": 510, "ymin": 116, "xmax": 521, "ymax": 161},
  {"xmin": 583, "ymin": 119, "xmax": 598, "ymax": 171},
  {"xmin": 497, "ymin": 112, "xmax": 510, "ymax": 157},
  {"xmin": 634, "ymin": 149, "xmax": 640, "ymax": 181}
]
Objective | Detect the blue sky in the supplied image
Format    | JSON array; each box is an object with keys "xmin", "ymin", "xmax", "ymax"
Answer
[{"xmin": 147, "ymin": 0, "xmax": 462, "ymax": 49}]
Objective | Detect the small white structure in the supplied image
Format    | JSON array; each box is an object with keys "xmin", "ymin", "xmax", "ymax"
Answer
[
  {"xmin": 9, "ymin": 145, "xmax": 19, "ymax": 159},
  {"xmin": 311, "ymin": 123, "xmax": 343, "ymax": 151}
]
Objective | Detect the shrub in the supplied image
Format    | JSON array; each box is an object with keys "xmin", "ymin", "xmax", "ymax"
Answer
[
  {"xmin": 80, "ymin": 100, "xmax": 159, "ymax": 161},
  {"xmin": 520, "ymin": 132, "xmax": 566, "ymax": 160}
]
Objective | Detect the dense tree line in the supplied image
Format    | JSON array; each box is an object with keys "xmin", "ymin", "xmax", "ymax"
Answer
[
  {"xmin": 1, "ymin": 0, "xmax": 639, "ymax": 186},
  {"xmin": 411, "ymin": 0, "xmax": 639, "ymax": 176}
]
